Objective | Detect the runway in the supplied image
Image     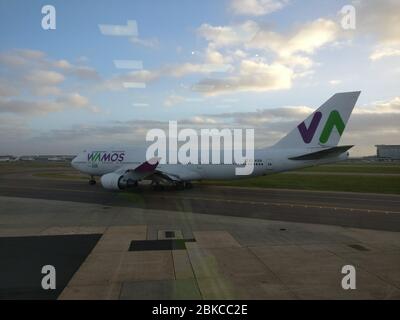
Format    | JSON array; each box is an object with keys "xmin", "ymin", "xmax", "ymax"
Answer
[{"xmin": 0, "ymin": 169, "xmax": 399, "ymax": 231}]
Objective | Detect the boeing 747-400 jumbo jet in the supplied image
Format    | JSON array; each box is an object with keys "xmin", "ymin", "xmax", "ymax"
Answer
[{"xmin": 71, "ymin": 91, "xmax": 361, "ymax": 190}]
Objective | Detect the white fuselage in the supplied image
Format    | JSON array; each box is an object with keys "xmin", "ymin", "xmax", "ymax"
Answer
[{"xmin": 71, "ymin": 146, "xmax": 348, "ymax": 182}]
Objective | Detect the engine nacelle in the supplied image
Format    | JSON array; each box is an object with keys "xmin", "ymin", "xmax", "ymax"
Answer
[{"xmin": 100, "ymin": 173, "xmax": 125, "ymax": 190}]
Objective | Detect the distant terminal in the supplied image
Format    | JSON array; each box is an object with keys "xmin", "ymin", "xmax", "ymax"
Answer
[
  {"xmin": 0, "ymin": 155, "xmax": 75, "ymax": 162},
  {"xmin": 376, "ymin": 145, "xmax": 400, "ymax": 160},
  {"xmin": 0, "ymin": 155, "xmax": 18, "ymax": 162}
]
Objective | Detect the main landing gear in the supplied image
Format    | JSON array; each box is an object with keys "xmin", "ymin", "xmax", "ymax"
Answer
[
  {"xmin": 174, "ymin": 181, "xmax": 193, "ymax": 190},
  {"xmin": 151, "ymin": 181, "xmax": 165, "ymax": 191},
  {"xmin": 151, "ymin": 181, "xmax": 193, "ymax": 191},
  {"xmin": 184, "ymin": 182, "xmax": 193, "ymax": 189}
]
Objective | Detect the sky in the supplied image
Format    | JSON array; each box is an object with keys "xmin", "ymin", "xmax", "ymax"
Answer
[{"xmin": 0, "ymin": 0, "xmax": 399, "ymax": 156}]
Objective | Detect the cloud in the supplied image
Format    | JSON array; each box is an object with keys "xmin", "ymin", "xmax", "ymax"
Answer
[
  {"xmin": 193, "ymin": 18, "xmax": 341, "ymax": 95},
  {"xmin": 23, "ymin": 70, "xmax": 65, "ymax": 86},
  {"xmin": 353, "ymin": 0, "xmax": 400, "ymax": 61},
  {"xmin": 56, "ymin": 93, "xmax": 90, "ymax": 109},
  {"xmin": 329, "ymin": 80, "xmax": 342, "ymax": 86},
  {"xmin": 168, "ymin": 63, "xmax": 233, "ymax": 76},
  {"xmin": 184, "ymin": 116, "xmax": 219, "ymax": 125},
  {"xmin": 0, "ymin": 99, "xmax": 62, "ymax": 115},
  {"xmin": 197, "ymin": 18, "xmax": 339, "ymax": 61},
  {"xmin": 354, "ymin": 96, "xmax": 400, "ymax": 114},
  {"xmin": 53, "ymin": 60, "xmax": 100, "ymax": 80},
  {"xmin": 98, "ymin": 62, "xmax": 233, "ymax": 91},
  {"xmin": 0, "ymin": 49, "xmax": 100, "ymax": 83},
  {"xmin": 0, "ymin": 49, "xmax": 100, "ymax": 115},
  {"xmin": 0, "ymin": 78, "xmax": 20, "ymax": 97},
  {"xmin": 204, "ymin": 46, "xmax": 229, "ymax": 64},
  {"xmin": 4, "ymin": 95, "xmax": 399, "ymax": 156},
  {"xmin": 230, "ymin": 0, "xmax": 288, "ymax": 16},
  {"xmin": 0, "ymin": 92, "xmax": 100, "ymax": 115},
  {"xmin": 356, "ymin": 0, "xmax": 400, "ymax": 44},
  {"xmin": 0, "ymin": 49, "xmax": 45, "ymax": 67},
  {"xmin": 164, "ymin": 94, "xmax": 186, "ymax": 107},
  {"xmin": 249, "ymin": 18, "xmax": 339, "ymax": 59},
  {"xmin": 94, "ymin": 17, "xmax": 340, "ymax": 96},
  {"xmin": 370, "ymin": 46, "xmax": 400, "ymax": 61},
  {"xmin": 193, "ymin": 60, "xmax": 293, "ymax": 95}
]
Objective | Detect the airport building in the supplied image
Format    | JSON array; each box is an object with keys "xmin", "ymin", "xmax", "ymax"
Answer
[
  {"xmin": 376, "ymin": 145, "xmax": 400, "ymax": 160},
  {"xmin": 0, "ymin": 155, "xmax": 17, "ymax": 162},
  {"xmin": 21, "ymin": 155, "xmax": 75, "ymax": 162}
]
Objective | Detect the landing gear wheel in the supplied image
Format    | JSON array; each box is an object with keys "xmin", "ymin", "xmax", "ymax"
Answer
[
  {"xmin": 126, "ymin": 179, "xmax": 141, "ymax": 192},
  {"xmin": 174, "ymin": 182, "xmax": 185, "ymax": 190},
  {"xmin": 184, "ymin": 182, "xmax": 193, "ymax": 189},
  {"xmin": 151, "ymin": 182, "xmax": 164, "ymax": 191},
  {"xmin": 127, "ymin": 179, "xmax": 138, "ymax": 188},
  {"xmin": 89, "ymin": 179, "xmax": 96, "ymax": 185}
]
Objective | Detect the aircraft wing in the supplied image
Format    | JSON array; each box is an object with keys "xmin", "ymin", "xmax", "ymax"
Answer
[
  {"xmin": 149, "ymin": 165, "xmax": 202, "ymax": 183},
  {"xmin": 114, "ymin": 157, "xmax": 161, "ymax": 177},
  {"xmin": 113, "ymin": 158, "xmax": 201, "ymax": 183},
  {"xmin": 152, "ymin": 170, "xmax": 182, "ymax": 182}
]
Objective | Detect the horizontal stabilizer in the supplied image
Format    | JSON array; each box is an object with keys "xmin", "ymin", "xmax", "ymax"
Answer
[{"xmin": 289, "ymin": 145, "xmax": 353, "ymax": 160}]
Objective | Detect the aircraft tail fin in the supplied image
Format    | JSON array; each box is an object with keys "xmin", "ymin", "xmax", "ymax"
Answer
[{"xmin": 272, "ymin": 91, "xmax": 361, "ymax": 149}]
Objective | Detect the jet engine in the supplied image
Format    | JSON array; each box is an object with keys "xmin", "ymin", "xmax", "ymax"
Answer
[
  {"xmin": 100, "ymin": 173, "xmax": 125, "ymax": 190},
  {"xmin": 100, "ymin": 173, "xmax": 137, "ymax": 190}
]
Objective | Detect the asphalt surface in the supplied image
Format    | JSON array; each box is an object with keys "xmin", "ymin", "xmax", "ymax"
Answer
[
  {"xmin": 0, "ymin": 234, "xmax": 101, "ymax": 299},
  {"xmin": 1, "ymin": 167, "xmax": 400, "ymax": 300},
  {"xmin": 0, "ymin": 169, "xmax": 399, "ymax": 232}
]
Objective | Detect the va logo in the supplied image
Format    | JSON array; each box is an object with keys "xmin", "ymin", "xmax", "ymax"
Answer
[{"xmin": 298, "ymin": 110, "xmax": 345, "ymax": 144}]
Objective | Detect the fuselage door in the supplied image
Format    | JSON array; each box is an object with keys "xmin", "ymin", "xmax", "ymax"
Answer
[{"xmin": 266, "ymin": 159, "xmax": 273, "ymax": 170}]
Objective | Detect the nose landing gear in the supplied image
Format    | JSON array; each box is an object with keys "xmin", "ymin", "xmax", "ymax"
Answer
[
  {"xmin": 89, "ymin": 176, "xmax": 96, "ymax": 185},
  {"xmin": 185, "ymin": 182, "xmax": 193, "ymax": 189}
]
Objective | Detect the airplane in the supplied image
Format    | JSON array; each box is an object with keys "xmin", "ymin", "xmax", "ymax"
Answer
[{"xmin": 71, "ymin": 91, "xmax": 361, "ymax": 190}]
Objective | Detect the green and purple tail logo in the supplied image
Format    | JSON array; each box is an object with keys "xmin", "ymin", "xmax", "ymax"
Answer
[{"xmin": 298, "ymin": 110, "xmax": 345, "ymax": 144}]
